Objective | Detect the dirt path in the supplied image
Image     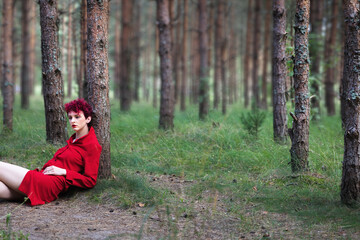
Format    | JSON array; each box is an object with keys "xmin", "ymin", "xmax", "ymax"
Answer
[{"xmin": 0, "ymin": 174, "xmax": 357, "ymax": 239}]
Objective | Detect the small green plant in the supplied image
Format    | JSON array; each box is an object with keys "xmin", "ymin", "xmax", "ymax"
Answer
[
  {"xmin": 240, "ymin": 108, "xmax": 267, "ymax": 137},
  {"xmin": 0, "ymin": 213, "xmax": 29, "ymax": 240}
]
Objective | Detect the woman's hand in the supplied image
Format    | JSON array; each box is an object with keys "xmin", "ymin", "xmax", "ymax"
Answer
[{"xmin": 43, "ymin": 166, "xmax": 67, "ymax": 176}]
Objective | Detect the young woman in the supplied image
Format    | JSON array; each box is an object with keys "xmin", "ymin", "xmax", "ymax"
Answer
[{"xmin": 0, "ymin": 99, "xmax": 102, "ymax": 206}]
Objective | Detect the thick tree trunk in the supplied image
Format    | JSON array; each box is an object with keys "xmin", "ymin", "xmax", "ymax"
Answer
[
  {"xmin": 157, "ymin": 0, "xmax": 174, "ymax": 130},
  {"xmin": 324, "ymin": 0, "xmax": 338, "ymax": 116},
  {"xmin": 289, "ymin": 0, "xmax": 310, "ymax": 172},
  {"xmin": 2, "ymin": 0, "xmax": 14, "ymax": 132},
  {"xmin": 244, "ymin": 0, "xmax": 253, "ymax": 108},
  {"xmin": 66, "ymin": 0, "xmax": 73, "ymax": 98},
  {"xmin": 39, "ymin": 0, "xmax": 67, "ymax": 144},
  {"xmin": 87, "ymin": 0, "xmax": 111, "ymax": 179},
  {"xmin": 272, "ymin": 0, "xmax": 288, "ymax": 143},
  {"xmin": 180, "ymin": 0, "xmax": 188, "ymax": 111},
  {"xmin": 341, "ymin": 0, "xmax": 360, "ymax": 206},
  {"xmin": 21, "ymin": 0, "xmax": 31, "ymax": 109},
  {"xmin": 309, "ymin": 0, "xmax": 324, "ymax": 120},
  {"xmin": 198, "ymin": 0, "xmax": 209, "ymax": 120},
  {"xmin": 252, "ymin": 0, "xmax": 261, "ymax": 108},
  {"xmin": 80, "ymin": 0, "xmax": 87, "ymax": 100},
  {"xmin": 261, "ymin": 0, "xmax": 272, "ymax": 109},
  {"xmin": 120, "ymin": 0, "xmax": 132, "ymax": 111}
]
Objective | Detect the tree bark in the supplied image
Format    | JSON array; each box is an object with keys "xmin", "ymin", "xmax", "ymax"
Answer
[
  {"xmin": 324, "ymin": 0, "xmax": 338, "ymax": 116},
  {"xmin": 180, "ymin": 0, "xmax": 188, "ymax": 111},
  {"xmin": 2, "ymin": 0, "xmax": 14, "ymax": 132},
  {"xmin": 198, "ymin": 0, "xmax": 209, "ymax": 120},
  {"xmin": 29, "ymin": 0, "xmax": 36, "ymax": 95},
  {"xmin": 157, "ymin": 0, "xmax": 174, "ymax": 130},
  {"xmin": 341, "ymin": 0, "xmax": 360, "ymax": 206},
  {"xmin": 133, "ymin": 0, "xmax": 141, "ymax": 102},
  {"xmin": 80, "ymin": 0, "xmax": 87, "ymax": 100},
  {"xmin": 120, "ymin": 0, "xmax": 132, "ymax": 111},
  {"xmin": 114, "ymin": 0, "xmax": 121, "ymax": 99},
  {"xmin": 87, "ymin": 0, "xmax": 111, "ymax": 179},
  {"xmin": 289, "ymin": 0, "xmax": 310, "ymax": 172},
  {"xmin": 39, "ymin": 0, "xmax": 68, "ymax": 144},
  {"xmin": 243, "ymin": 0, "xmax": 253, "ymax": 108},
  {"xmin": 272, "ymin": 0, "xmax": 288, "ymax": 143},
  {"xmin": 21, "ymin": 0, "xmax": 31, "ymax": 109}
]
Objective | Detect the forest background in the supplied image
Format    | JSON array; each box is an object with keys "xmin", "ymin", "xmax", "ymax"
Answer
[{"xmin": 0, "ymin": 0, "xmax": 359, "ymax": 239}]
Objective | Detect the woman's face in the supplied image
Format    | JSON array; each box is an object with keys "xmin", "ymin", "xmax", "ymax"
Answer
[{"xmin": 68, "ymin": 111, "xmax": 91, "ymax": 133}]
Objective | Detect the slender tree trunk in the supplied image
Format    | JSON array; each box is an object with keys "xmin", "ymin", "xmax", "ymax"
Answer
[
  {"xmin": 173, "ymin": 0, "xmax": 181, "ymax": 104},
  {"xmin": 309, "ymin": 0, "xmax": 324, "ymax": 120},
  {"xmin": 244, "ymin": 0, "xmax": 253, "ymax": 108},
  {"xmin": 198, "ymin": 0, "xmax": 209, "ymax": 120},
  {"xmin": 81, "ymin": 0, "xmax": 87, "ymax": 100},
  {"xmin": 133, "ymin": 0, "xmax": 141, "ymax": 102},
  {"xmin": 66, "ymin": 0, "xmax": 73, "ymax": 97},
  {"xmin": 21, "ymin": 0, "xmax": 31, "ymax": 109},
  {"xmin": 324, "ymin": 0, "xmax": 338, "ymax": 116},
  {"xmin": 221, "ymin": 38, "xmax": 227, "ymax": 115},
  {"xmin": 114, "ymin": 1, "xmax": 121, "ymax": 99},
  {"xmin": 261, "ymin": 0, "xmax": 272, "ymax": 109},
  {"xmin": 39, "ymin": 0, "xmax": 67, "ymax": 144},
  {"xmin": 153, "ymin": 28, "xmax": 159, "ymax": 108},
  {"xmin": 87, "ymin": 0, "xmax": 111, "ymax": 179},
  {"xmin": 252, "ymin": 0, "xmax": 261, "ymax": 108},
  {"xmin": 289, "ymin": 0, "xmax": 310, "ymax": 172},
  {"xmin": 341, "ymin": 0, "xmax": 360, "ymax": 206},
  {"xmin": 213, "ymin": 0, "xmax": 223, "ymax": 109},
  {"xmin": 73, "ymin": 8, "xmax": 80, "ymax": 99},
  {"xmin": 157, "ymin": 0, "xmax": 174, "ymax": 130},
  {"xmin": 120, "ymin": 0, "xmax": 132, "ymax": 111},
  {"xmin": 2, "ymin": 0, "xmax": 14, "ymax": 132},
  {"xmin": 180, "ymin": 0, "xmax": 188, "ymax": 111},
  {"xmin": 29, "ymin": 0, "xmax": 36, "ymax": 95},
  {"xmin": 272, "ymin": 0, "xmax": 288, "ymax": 143}
]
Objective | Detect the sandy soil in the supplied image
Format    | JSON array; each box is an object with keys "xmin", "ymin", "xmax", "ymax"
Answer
[{"xmin": 0, "ymin": 174, "xmax": 358, "ymax": 239}]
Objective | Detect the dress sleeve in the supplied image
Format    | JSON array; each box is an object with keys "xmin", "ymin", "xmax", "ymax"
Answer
[{"xmin": 65, "ymin": 146, "xmax": 101, "ymax": 189}]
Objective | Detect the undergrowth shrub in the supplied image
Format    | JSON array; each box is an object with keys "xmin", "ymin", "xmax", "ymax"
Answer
[{"xmin": 240, "ymin": 108, "xmax": 267, "ymax": 137}]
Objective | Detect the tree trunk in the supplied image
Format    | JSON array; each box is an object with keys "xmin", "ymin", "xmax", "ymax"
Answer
[
  {"xmin": 120, "ymin": 0, "xmax": 132, "ymax": 111},
  {"xmin": 72, "ymin": 7, "xmax": 80, "ymax": 99},
  {"xmin": 261, "ymin": 0, "xmax": 272, "ymax": 109},
  {"xmin": 272, "ymin": 0, "xmax": 288, "ymax": 143},
  {"xmin": 341, "ymin": 0, "xmax": 360, "ymax": 206},
  {"xmin": 66, "ymin": 0, "xmax": 73, "ymax": 98},
  {"xmin": 213, "ymin": 0, "xmax": 223, "ymax": 109},
  {"xmin": 180, "ymin": 0, "xmax": 188, "ymax": 111},
  {"xmin": 133, "ymin": 1, "xmax": 141, "ymax": 102},
  {"xmin": 2, "ymin": 0, "xmax": 14, "ymax": 132},
  {"xmin": 244, "ymin": 0, "xmax": 253, "ymax": 108},
  {"xmin": 309, "ymin": 0, "xmax": 324, "ymax": 120},
  {"xmin": 324, "ymin": 0, "xmax": 338, "ymax": 116},
  {"xmin": 87, "ymin": 0, "xmax": 111, "ymax": 179},
  {"xmin": 173, "ymin": 0, "xmax": 181, "ymax": 104},
  {"xmin": 198, "ymin": 0, "xmax": 209, "ymax": 120},
  {"xmin": 289, "ymin": 0, "xmax": 310, "ymax": 172},
  {"xmin": 157, "ymin": 0, "xmax": 174, "ymax": 130},
  {"xmin": 39, "ymin": 0, "xmax": 68, "ymax": 144},
  {"xmin": 114, "ymin": 1, "xmax": 121, "ymax": 99},
  {"xmin": 21, "ymin": 0, "xmax": 31, "ymax": 109},
  {"xmin": 80, "ymin": 0, "xmax": 87, "ymax": 100},
  {"xmin": 29, "ymin": 0, "xmax": 36, "ymax": 95},
  {"xmin": 252, "ymin": 0, "xmax": 261, "ymax": 108},
  {"xmin": 153, "ymin": 28, "xmax": 159, "ymax": 109}
]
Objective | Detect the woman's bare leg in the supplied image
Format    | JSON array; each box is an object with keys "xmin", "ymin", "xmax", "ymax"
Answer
[
  {"xmin": 0, "ymin": 161, "xmax": 29, "ymax": 199},
  {"xmin": 0, "ymin": 181, "xmax": 24, "ymax": 200}
]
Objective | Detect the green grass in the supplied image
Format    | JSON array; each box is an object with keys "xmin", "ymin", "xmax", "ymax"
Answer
[{"xmin": 0, "ymin": 95, "xmax": 359, "ymax": 236}]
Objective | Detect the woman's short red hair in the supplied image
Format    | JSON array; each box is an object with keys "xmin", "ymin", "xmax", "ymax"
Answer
[{"xmin": 64, "ymin": 99, "xmax": 93, "ymax": 119}]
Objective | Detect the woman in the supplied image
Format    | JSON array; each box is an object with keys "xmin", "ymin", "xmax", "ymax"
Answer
[{"xmin": 0, "ymin": 99, "xmax": 102, "ymax": 206}]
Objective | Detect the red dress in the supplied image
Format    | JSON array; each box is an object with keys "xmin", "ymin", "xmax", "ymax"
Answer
[{"xmin": 18, "ymin": 127, "xmax": 102, "ymax": 206}]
